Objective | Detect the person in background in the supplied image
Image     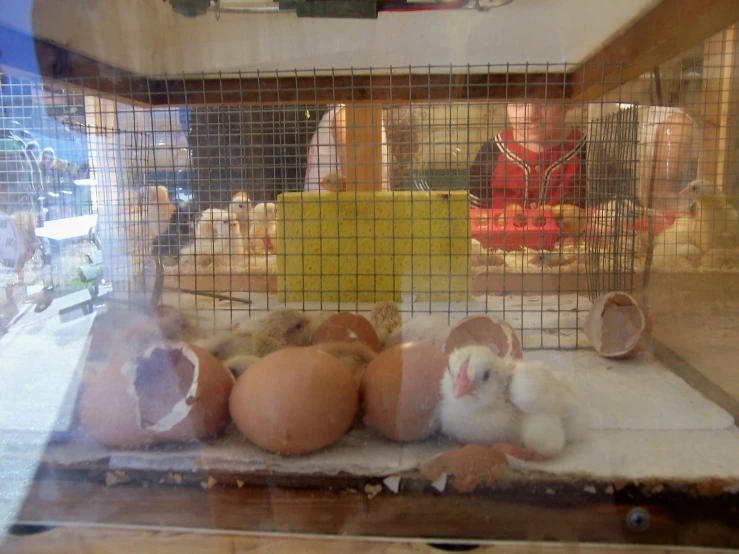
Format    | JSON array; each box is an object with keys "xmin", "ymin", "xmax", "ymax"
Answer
[
  {"xmin": 303, "ymin": 104, "xmax": 390, "ymax": 191},
  {"xmin": 468, "ymin": 81, "xmax": 586, "ymax": 210}
]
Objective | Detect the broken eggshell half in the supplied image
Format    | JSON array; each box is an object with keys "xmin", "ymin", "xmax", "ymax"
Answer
[
  {"xmin": 584, "ymin": 291, "xmax": 651, "ymax": 359},
  {"xmin": 79, "ymin": 342, "xmax": 235, "ymax": 448},
  {"xmin": 444, "ymin": 315, "xmax": 523, "ymax": 360}
]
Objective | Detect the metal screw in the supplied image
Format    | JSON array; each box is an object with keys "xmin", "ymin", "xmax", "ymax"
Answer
[{"xmin": 626, "ymin": 507, "xmax": 651, "ymax": 532}]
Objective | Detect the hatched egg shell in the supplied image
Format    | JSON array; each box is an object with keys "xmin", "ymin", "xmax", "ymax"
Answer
[
  {"xmin": 584, "ymin": 292, "xmax": 651, "ymax": 359},
  {"xmin": 229, "ymin": 347, "xmax": 358, "ymax": 455},
  {"xmin": 360, "ymin": 343, "xmax": 449, "ymax": 441},
  {"xmin": 312, "ymin": 312, "xmax": 381, "ymax": 352},
  {"xmin": 79, "ymin": 342, "xmax": 235, "ymax": 448},
  {"xmin": 444, "ymin": 315, "xmax": 523, "ymax": 359}
]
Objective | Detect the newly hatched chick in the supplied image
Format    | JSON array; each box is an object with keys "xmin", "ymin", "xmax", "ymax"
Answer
[
  {"xmin": 151, "ymin": 201, "xmax": 197, "ymax": 261},
  {"xmin": 651, "ymin": 217, "xmax": 701, "ymax": 269},
  {"xmin": 439, "ymin": 345, "xmax": 520, "ymax": 446},
  {"xmin": 248, "ymin": 202, "xmax": 278, "ymax": 254},
  {"xmin": 528, "ymin": 251, "xmax": 578, "ymax": 269},
  {"xmin": 229, "ymin": 192, "xmax": 253, "ymax": 240},
  {"xmin": 508, "ymin": 360, "xmax": 589, "ymax": 456},
  {"xmin": 197, "ymin": 308, "xmax": 313, "ymax": 373},
  {"xmin": 9, "ymin": 211, "xmax": 39, "ymax": 276},
  {"xmin": 320, "ymin": 173, "xmax": 348, "ymax": 192},
  {"xmin": 550, "ymin": 204, "xmax": 587, "ymax": 244},
  {"xmin": 180, "ymin": 208, "xmax": 245, "ymax": 267},
  {"xmin": 369, "ymin": 301, "xmax": 403, "ymax": 347},
  {"xmin": 141, "ymin": 185, "xmax": 176, "ymax": 243},
  {"xmin": 681, "ymin": 179, "xmax": 739, "ymax": 253},
  {"xmin": 383, "ymin": 314, "xmax": 451, "ymax": 351},
  {"xmin": 440, "ymin": 346, "xmax": 587, "ymax": 458},
  {"xmin": 311, "ymin": 341, "xmax": 377, "ymax": 383}
]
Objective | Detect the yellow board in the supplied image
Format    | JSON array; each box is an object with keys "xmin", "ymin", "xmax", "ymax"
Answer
[{"xmin": 276, "ymin": 191, "xmax": 471, "ymax": 303}]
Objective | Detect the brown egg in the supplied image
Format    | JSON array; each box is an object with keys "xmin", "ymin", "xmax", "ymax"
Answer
[
  {"xmin": 444, "ymin": 315, "xmax": 523, "ymax": 360},
  {"xmin": 584, "ymin": 292, "xmax": 651, "ymax": 359},
  {"xmin": 229, "ymin": 347, "xmax": 358, "ymax": 455},
  {"xmin": 312, "ymin": 312, "xmax": 381, "ymax": 352},
  {"xmin": 79, "ymin": 342, "xmax": 235, "ymax": 448},
  {"xmin": 360, "ymin": 343, "xmax": 449, "ymax": 442}
]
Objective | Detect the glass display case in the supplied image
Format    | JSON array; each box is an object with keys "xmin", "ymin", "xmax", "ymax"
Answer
[{"xmin": 1, "ymin": 1, "xmax": 739, "ymax": 552}]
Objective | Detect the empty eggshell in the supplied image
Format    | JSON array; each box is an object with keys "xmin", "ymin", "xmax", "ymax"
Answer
[
  {"xmin": 312, "ymin": 312, "xmax": 381, "ymax": 352},
  {"xmin": 229, "ymin": 347, "xmax": 358, "ymax": 455},
  {"xmin": 584, "ymin": 291, "xmax": 651, "ymax": 359},
  {"xmin": 444, "ymin": 315, "xmax": 523, "ymax": 360},
  {"xmin": 360, "ymin": 343, "xmax": 449, "ymax": 441},
  {"xmin": 79, "ymin": 342, "xmax": 235, "ymax": 448}
]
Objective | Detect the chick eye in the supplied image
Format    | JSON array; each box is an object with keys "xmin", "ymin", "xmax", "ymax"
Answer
[
  {"xmin": 482, "ymin": 370, "xmax": 491, "ymax": 382},
  {"xmin": 289, "ymin": 321, "xmax": 303, "ymax": 333},
  {"xmin": 239, "ymin": 204, "xmax": 243, "ymax": 208}
]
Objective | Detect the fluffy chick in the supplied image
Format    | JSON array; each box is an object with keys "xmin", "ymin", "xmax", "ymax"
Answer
[
  {"xmin": 508, "ymin": 360, "xmax": 589, "ymax": 451},
  {"xmin": 180, "ymin": 208, "xmax": 245, "ymax": 267},
  {"xmin": 229, "ymin": 192, "xmax": 253, "ymax": 239},
  {"xmin": 681, "ymin": 179, "xmax": 739, "ymax": 253},
  {"xmin": 383, "ymin": 314, "xmax": 451, "ymax": 351},
  {"xmin": 141, "ymin": 185, "xmax": 176, "ymax": 243},
  {"xmin": 198, "ymin": 308, "xmax": 312, "ymax": 367},
  {"xmin": 320, "ymin": 173, "xmax": 348, "ymax": 192},
  {"xmin": 439, "ymin": 345, "xmax": 520, "ymax": 446},
  {"xmin": 310, "ymin": 341, "xmax": 377, "ymax": 383},
  {"xmin": 9, "ymin": 211, "xmax": 39, "ymax": 274},
  {"xmin": 248, "ymin": 202, "xmax": 278, "ymax": 254},
  {"xmin": 369, "ymin": 301, "xmax": 403, "ymax": 347},
  {"xmin": 440, "ymin": 346, "xmax": 587, "ymax": 458},
  {"xmin": 651, "ymin": 217, "xmax": 701, "ymax": 269},
  {"xmin": 550, "ymin": 203, "xmax": 587, "ymax": 244}
]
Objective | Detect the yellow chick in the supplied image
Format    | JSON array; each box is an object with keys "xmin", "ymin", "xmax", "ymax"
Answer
[
  {"xmin": 320, "ymin": 173, "xmax": 348, "ymax": 192},
  {"xmin": 248, "ymin": 202, "xmax": 277, "ymax": 254},
  {"xmin": 681, "ymin": 179, "xmax": 739, "ymax": 254},
  {"xmin": 549, "ymin": 204, "xmax": 587, "ymax": 244},
  {"xmin": 141, "ymin": 185, "xmax": 176, "ymax": 243},
  {"xmin": 228, "ymin": 192, "xmax": 253, "ymax": 240}
]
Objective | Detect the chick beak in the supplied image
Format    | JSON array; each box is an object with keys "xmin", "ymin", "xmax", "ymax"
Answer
[
  {"xmin": 678, "ymin": 186, "xmax": 692, "ymax": 199},
  {"xmin": 452, "ymin": 356, "xmax": 473, "ymax": 399}
]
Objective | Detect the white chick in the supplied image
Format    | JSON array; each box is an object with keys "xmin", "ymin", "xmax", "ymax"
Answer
[
  {"xmin": 383, "ymin": 314, "xmax": 451, "ymax": 351},
  {"xmin": 197, "ymin": 308, "xmax": 313, "ymax": 371},
  {"xmin": 439, "ymin": 345, "xmax": 520, "ymax": 446},
  {"xmin": 248, "ymin": 202, "xmax": 278, "ymax": 254},
  {"xmin": 681, "ymin": 179, "xmax": 739, "ymax": 253},
  {"xmin": 369, "ymin": 301, "xmax": 403, "ymax": 347},
  {"xmin": 440, "ymin": 346, "xmax": 588, "ymax": 458},
  {"xmin": 508, "ymin": 360, "xmax": 589, "ymax": 454},
  {"xmin": 141, "ymin": 185, "xmax": 176, "ymax": 243},
  {"xmin": 311, "ymin": 341, "xmax": 377, "ymax": 383},
  {"xmin": 180, "ymin": 208, "xmax": 245, "ymax": 267},
  {"xmin": 229, "ymin": 192, "xmax": 253, "ymax": 240},
  {"xmin": 651, "ymin": 216, "xmax": 700, "ymax": 268}
]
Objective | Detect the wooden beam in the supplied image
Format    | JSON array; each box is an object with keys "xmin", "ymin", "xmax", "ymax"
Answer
[
  {"xmin": 343, "ymin": 104, "xmax": 384, "ymax": 191},
  {"xmin": 700, "ymin": 24, "xmax": 739, "ymax": 191},
  {"xmin": 570, "ymin": 0, "xmax": 739, "ymax": 102}
]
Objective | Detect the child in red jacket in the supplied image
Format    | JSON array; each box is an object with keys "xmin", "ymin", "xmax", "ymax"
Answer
[{"xmin": 468, "ymin": 99, "xmax": 586, "ymax": 210}]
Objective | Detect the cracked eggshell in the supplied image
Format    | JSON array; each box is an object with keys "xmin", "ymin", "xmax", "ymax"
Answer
[
  {"xmin": 312, "ymin": 312, "xmax": 381, "ymax": 352},
  {"xmin": 444, "ymin": 315, "xmax": 523, "ymax": 360},
  {"xmin": 360, "ymin": 343, "xmax": 449, "ymax": 442},
  {"xmin": 584, "ymin": 292, "xmax": 651, "ymax": 359},
  {"xmin": 229, "ymin": 347, "xmax": 358, "ymax": 455},
  {"xmin": 79, "ymin": 342, "xmax": 235, "ymax": 448}
]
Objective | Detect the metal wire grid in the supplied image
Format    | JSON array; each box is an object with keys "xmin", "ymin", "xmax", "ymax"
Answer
[{"xmin": 7, "ymin": 62, "xmax": 723, "ymax": 348}]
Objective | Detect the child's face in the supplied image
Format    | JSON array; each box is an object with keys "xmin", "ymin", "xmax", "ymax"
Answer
[{"xmin": 506, "ymin": 102, "xmax": 571, "ymax": 146}]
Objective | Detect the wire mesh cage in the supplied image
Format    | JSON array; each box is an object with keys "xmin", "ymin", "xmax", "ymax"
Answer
[{"xmin": 1, "ymin": 60, "xmax": 733, "ymax": 345}]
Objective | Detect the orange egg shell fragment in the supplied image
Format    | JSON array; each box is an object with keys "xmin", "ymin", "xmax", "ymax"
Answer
[
  {"xmin": 360, "ymin": 343, "xmax": 449, "ymax": 442},
  {"xmin": 79, "ymin": 342, "xmax": 235, "ymax": 448},
  {"xmin": 311, "ymin": 312, "xmax": 381, "ymax": 352},
  {"xmin": 444, "ymin": 315, "xmax": 523, "ymax": 359},
  {"xmin": 584, "ymin": 292, "xmax": 651, "ymax": 359},
  {"xmin": 229, "ymin": 347, "xmax": 358, "ymax": 455}
]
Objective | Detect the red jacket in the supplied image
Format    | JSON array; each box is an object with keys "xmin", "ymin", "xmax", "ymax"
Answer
[{"xmin": 468, "ymin": 128, "xmax": 587, "ymax": 209}]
